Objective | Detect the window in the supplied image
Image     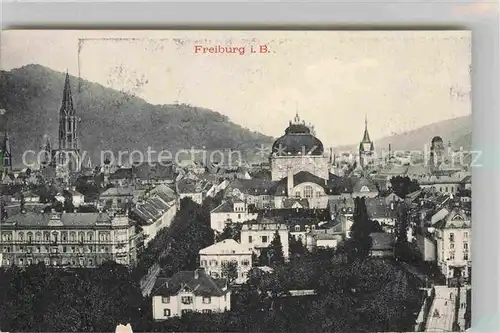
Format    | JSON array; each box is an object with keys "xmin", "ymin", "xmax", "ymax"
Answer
[
  {"xmin": 295, "ymin": 192, "xmax": 300, "ymax": 198},
  {"xmin": 201, "ymin": 260, "xmax": 207, "ymax": 267},
  {"xmin": 202, "ymin": 296, "xmax": 211, "ymax": 304},
  {"xmin": 162, "ymin": 297, "xmax": 170, "ymax": 304},
  {"xmin": 181, "ymin": 310, "xmax": 191, "ymax": 315},
  {"xmin": 312, "ymin": 225, "xmax": 316, "ymax": 230},
  {"xmin": 27, "ymin": 232, "xmax": 33, "ymax": 243},
  {"xmin": 449, "ymin": 233, "xmax": 455, "ymax": 242},
  {"xmin": 449, "ymin": 251, "xmax": 455, "ymax": 260},
  {"xmin": 295, "ymin": 225, "xmax": 300, "ymax": 232},
  {"xmin": 304, "ymin": 186, "xmax": 313, "ymax": 198},
  {"xmin": 316, "ymin": 191, "xmax": 321, "ymax": 198},
  {"xmin": 242, "ymin": 259, "xmax": 250, "ymax": 266},
  {"xmin": 464, "ymin": 253, "xmax": 469, "ymax": 260},
  {"xmin": 62, "ymin": 232, "xmax": 68, "ymax": 241},
  {"xmin": 450, "ymin": 243, "xmax": 454, "ymax": 249},
  {"xmin": 202, "ymin": 309, "xmax": 212, "ymax": 314},
  {"xmin": 163, "ymin": 309, "xmax": 171, "ymax": 317},
  {"xmin": 181, "ymin": 296, "xmax": 193, "ymax": 304},
  {"xmin": 248, "ymin": 236, "xmax": 253, "ymax": 243},
  {"xmin": 464, "ymin": 232, "xmax": 469, "ymax": 240},
  {"xmin": 464, "ymin": 243, "xmax": 468, "ymax": 250},
  {"xmin": 261, "ymin": 236, "xmax": 268, "ymax": 243},
  {"xmin": 19, "ymin": 258, "xmax": 24, "ymax": 265},
  {"xmin": 88, "ymin": 259, "xmax": 93, "ymax": 266},
  {"xmin": 18, "ymin": 232, "xmax": 24, "ymax": 241},
  {"xmin": 238, "ymin": 214, "xmax": 241, "ymax": 219}
]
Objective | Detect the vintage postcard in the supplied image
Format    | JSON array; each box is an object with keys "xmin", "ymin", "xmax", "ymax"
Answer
[{"xmin": 0, "ymin": 30, "xmax": 472, "ymax": 332}]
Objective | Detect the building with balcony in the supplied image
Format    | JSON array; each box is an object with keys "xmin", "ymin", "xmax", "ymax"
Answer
[
  {"xmin": 434, "ymin": 208, "xmax": 471, "ymax": 284},
  {"xmin": 0, "ymin": 211, "xmax": 138, "ymax": 267}
]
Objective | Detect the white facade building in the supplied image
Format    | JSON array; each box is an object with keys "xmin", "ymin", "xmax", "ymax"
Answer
[
  {"xmin": 199, "ymin": 239, "xmax": 253, "ymax": 284},
  {"xmin": 151, "ymin": 268, "xmax": 231, "ymax": 320},
  {"xmin": 210, "ymin": 199, "xmax": 258, "ymax": 233}
]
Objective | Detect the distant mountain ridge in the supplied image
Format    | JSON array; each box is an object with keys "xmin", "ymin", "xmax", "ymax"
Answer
[
  {"xmin": 333, "ymin": 115, "xmax": 472, "ymax": 154},
  {"xmin": 0, "ymin": 65, "xmax": 274, "ymax": 167}
]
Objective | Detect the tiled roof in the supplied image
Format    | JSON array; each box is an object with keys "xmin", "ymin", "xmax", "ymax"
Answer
[
  {"xmin": 211, "ymin": 201, "xmax": 234, "ymax": 214},
  {"xmin": 282, "ymin": 198, "xmax": 309, "ymax": 209},
  {"xmin": 1, "ymin": 212, "xmax": 117, "ymax": 228},
  {"xmin": 100, "ymin": 187, "xmax": 134, "ymax": 197},
  {"xmin": 177, "ymin": 178, "xmax": 212, "ymax": 194},
  {"xmin": 328, "ymin": 196, "xmax": 355, "ymax": 214},
  {"xmin": 133, "ymin": 163, "xmax": 175, "ymax": 181},
  {"xmin": 152, "ymin": 268, "xmax": 228, "ymax": 297},
  {"xmin": 370, "ymin": 232, "xmax": 394, "ymax": 251},
  {"xmin": 131, "ymin": 190, "xmax": 175, "ymax": 225},
  {"xmin": 365, "ymin": 198, "xmax": 398, "ymax": 219},
  {"xmin": 225, "ymin": 178, "xmax": 275, "ymax": 196},
  {"xmin": 199, "ymin": 239, "xmax": 252, "ymax": 255},
  {"xmin": 352, "ymin": 177, "xmax": 378, "ymax": 194},
  {"xmin": 110, "ymin": 168, "xmax": 133, "ymax": 180}
]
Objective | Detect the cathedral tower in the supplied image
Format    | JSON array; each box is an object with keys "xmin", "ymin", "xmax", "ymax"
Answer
[
  {"xmin": 358, "ymin": 115, "xmax": 374, "ymax": 168},
  {"xmin": 55, "ymin": 72, "xmax": 81, "ymax": 176}
]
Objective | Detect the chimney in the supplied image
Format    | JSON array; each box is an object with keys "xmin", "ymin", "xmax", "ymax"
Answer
[
  {"xmin": 388, "ymin": 143, "xmax": 392, "ymax": 158},
  {"xmin": 287, "ymin": 169, "xmax": 294, "ymax": 196}
]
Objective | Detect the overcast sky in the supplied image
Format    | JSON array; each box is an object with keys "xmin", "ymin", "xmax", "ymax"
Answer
[{"xmin": 1, "ymin": 30, "xmax": 471, "ymax": 146}]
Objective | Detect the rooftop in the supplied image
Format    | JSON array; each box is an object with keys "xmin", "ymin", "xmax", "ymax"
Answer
[
  {"xmin": 152, "ymin": 268, "xmax": 229, "ymax": 297},
  {"xmin": 199, "ymin": 239, "xmax": 253, "ymax": 255}
]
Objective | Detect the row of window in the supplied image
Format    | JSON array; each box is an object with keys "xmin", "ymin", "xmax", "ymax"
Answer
[
  {"xmin": 3, "ymin": 245, "xmax": 112, "ymax": 254},
  {"xmin": 3, "ymin": 257, "xmax": 99, "ymax": 267},
  {"xmin": 2, "ymin": 231, "xmax": 112, "ymax": 243},
  {"xmin": 448, "ymin": 231, "xmax": 469, "ymax": 242},
  {"xmin": 295, "ymin": 187, "xmax": 322, "ymax": 199},
  {"xmin": 444, "ymin": 251, "xmax": 469, "ymax": 261},
  {"xmin": 161, "ymin": 296, "xmax": 212, "ymax": 304},
  {"xmin": 201, "ymin": 259, "xmax": 250, "ymax": 267},
  {"xmin": 163, "ymin": 309, "xmax": 212, "ymax": 317}
]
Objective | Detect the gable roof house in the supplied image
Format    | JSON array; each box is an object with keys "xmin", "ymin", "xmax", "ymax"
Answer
[{"xmin": 151, "ymin": 267, "xmax": 231, "ymax": 320}]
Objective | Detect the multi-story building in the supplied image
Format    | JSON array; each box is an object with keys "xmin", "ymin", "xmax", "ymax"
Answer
[
  {"xmin": 199, "ymin": 239, "xmax": 253, "ymax": 284},
  {"xmin": 152, "ymin": 267, "xmax": 231, "ymax": 320},
  {"xmin": 130, "ymin": 184, "xmax": 178, "ymax": 247},
  {"xmin": 210, "ymin": 199, "xmax": 258, "ymax": 233},
  {"xmin": 434, "ymin": 208, "xmax": 471, "ymax": 284},
  {"xmin": 240, "ymin": 217, "xmax": 289, "ymax": 260},
  {"xmin": 0, "ymin": 211, "xmax": 138, "ymax": 267}
]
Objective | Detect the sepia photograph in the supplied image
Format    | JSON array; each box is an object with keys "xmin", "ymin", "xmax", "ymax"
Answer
[{"xmin": 0, "ymin": 30, "xmax": 472, "ymax": 332}]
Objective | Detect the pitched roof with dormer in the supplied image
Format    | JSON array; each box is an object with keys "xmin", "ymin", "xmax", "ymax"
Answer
[{"xmin": 152, "ymin": 268, "xmax": 229, "ymax": 297}]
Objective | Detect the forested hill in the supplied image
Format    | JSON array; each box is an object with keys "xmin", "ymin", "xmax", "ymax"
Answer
[{"xmin": 0, "ymin": 64, "xmax": 274, "ymax": 166}]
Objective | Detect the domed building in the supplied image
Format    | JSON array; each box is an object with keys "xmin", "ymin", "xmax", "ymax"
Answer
[{"xmin": 270, "ymin": 113, "xmax": 329, "ymax": 181}]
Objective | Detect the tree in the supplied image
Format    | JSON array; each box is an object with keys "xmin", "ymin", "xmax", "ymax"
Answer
[
  {"xmin": 289, "ymin": 234, "xmax": 307, "ymax": 257},
  {"xmin": 347, "ymin": 197, "xmax": 373, "ymax": 260},
  {"xmin": 221, "ymin": 261, "xmax": 238, "ymax": 283},
  {"xmin": 216, "ymin": 223, "xmax": 241, "ymax": 243},
  {"xmin": 390, "ymin": 176, "xmax": 420, "ymax": 198},
  {"xmin": 268, "ymin": 231, "xmax": 285, "ymax": 266},
  {"xmin": 63, "ymin": 190, "xmax": 75, "ymax": 213}
]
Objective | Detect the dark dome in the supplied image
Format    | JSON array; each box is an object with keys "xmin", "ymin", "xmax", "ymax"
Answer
[
  {"xmin": 272, "ymin": 123, "xmax": 324, "ymax": 156},
  {"xmin": 431, "ymin": 136, "xmax": 443, "ymax": 144}
]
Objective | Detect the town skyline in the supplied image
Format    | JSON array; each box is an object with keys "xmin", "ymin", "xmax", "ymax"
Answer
[{"xmin": 1, "ymin": 30, "xmax": 471, "ymax": 147}]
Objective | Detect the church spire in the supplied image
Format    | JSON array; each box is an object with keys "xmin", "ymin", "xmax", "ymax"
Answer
[
  {"xmin": 58, "ymin": 71, "xmax": 78, "ymax": 151},
  {"xmin": 2, "ymin": 132, "xmax": 12, "ymax": 173},
  {"xmin": 362, "ymin": 114, "xmax": 371, "ymax": 143}
]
